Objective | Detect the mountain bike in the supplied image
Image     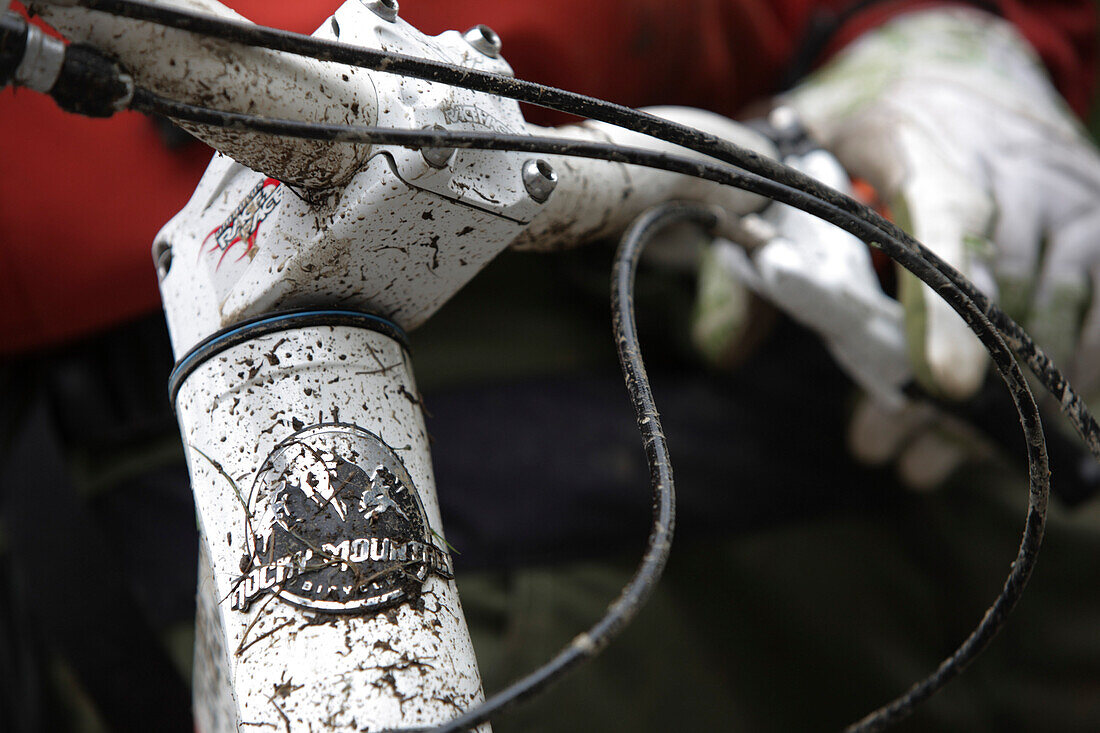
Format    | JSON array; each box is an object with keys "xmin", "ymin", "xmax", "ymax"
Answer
[{"xmin": 3, "ymin": 1, "xmax": 1097, "ymax": 730}]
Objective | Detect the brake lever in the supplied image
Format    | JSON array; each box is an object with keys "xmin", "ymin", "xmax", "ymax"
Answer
[{"xmin": 732, "ymin": 106, "xmax": 1100, "ymax": 505}]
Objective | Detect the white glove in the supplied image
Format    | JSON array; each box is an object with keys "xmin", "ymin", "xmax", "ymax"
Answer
[
  {"xmin": 700, "ymin": 8, "xmax": 1100, "ymax": 488},
  {"xmin": 785, "ymin": 8, "xmax": 1100, "ymax": 401},
  {"xmin": 712, "ymin": 137, "xmax": 910, "ymax": 408}
]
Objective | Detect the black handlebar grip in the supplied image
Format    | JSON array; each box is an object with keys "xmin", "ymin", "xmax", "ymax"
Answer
[{"xmin": 50, "ymin": 43, "xmax": 132, "ymax": 117}]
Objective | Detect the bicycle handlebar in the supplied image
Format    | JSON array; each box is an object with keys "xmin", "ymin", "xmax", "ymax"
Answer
[{"xmin": 30, "ymin": 0, "xmax": 379, "ymax": 188}]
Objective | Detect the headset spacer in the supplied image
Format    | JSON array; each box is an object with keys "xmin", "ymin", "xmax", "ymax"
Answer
[{"xmin": 167, "ymin": 308, "xmax": 408, "ymax": 407}]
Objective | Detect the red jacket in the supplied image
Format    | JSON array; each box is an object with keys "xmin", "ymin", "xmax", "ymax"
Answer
[{"xmin": 1, "ymin": 0, "xmax": 1094, "ymax": 354}]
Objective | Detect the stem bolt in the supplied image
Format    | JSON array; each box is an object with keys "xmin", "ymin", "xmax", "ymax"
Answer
[
  {"xmin": 364, "ymin": 0, "xmax": 398, "ymax": 22},
  {"xmin": 522, "ymin": 159, "xmax": 557, "ymax": 203},
  {"xmin": 153, "ymin": 239, "xmax": 172, "ymax": 280},
  {"xmin": 421, "ymin": 125, "xmax": 455, "ymax": 169},
  {"xmin": 463, "ymin": 25, "xmax": 502, "ymax": 58}
]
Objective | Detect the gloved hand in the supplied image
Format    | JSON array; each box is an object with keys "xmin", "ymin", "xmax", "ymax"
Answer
[
  {"xmin": 696, "ymin": 8, "xmax": 1100, "ymax": 488},
  {"xmin": 701, "ymin": 122, "xmax": 911, "ymax": 408}
]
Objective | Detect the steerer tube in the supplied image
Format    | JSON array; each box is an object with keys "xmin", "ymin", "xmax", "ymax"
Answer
[{"xmin": 172, "ymin": 311, "xmax": 486, "ymax": 732}]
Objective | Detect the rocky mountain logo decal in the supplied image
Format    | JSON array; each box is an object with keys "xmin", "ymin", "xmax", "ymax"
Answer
[{"xmin": 231, "ymin": 424, "xmax": 452, "ymax": 614}]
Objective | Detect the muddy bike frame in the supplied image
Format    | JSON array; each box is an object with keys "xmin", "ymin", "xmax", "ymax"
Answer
[{"xmin": 17, "ymin": 0, "xmax": 802, "ymax": 729}]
